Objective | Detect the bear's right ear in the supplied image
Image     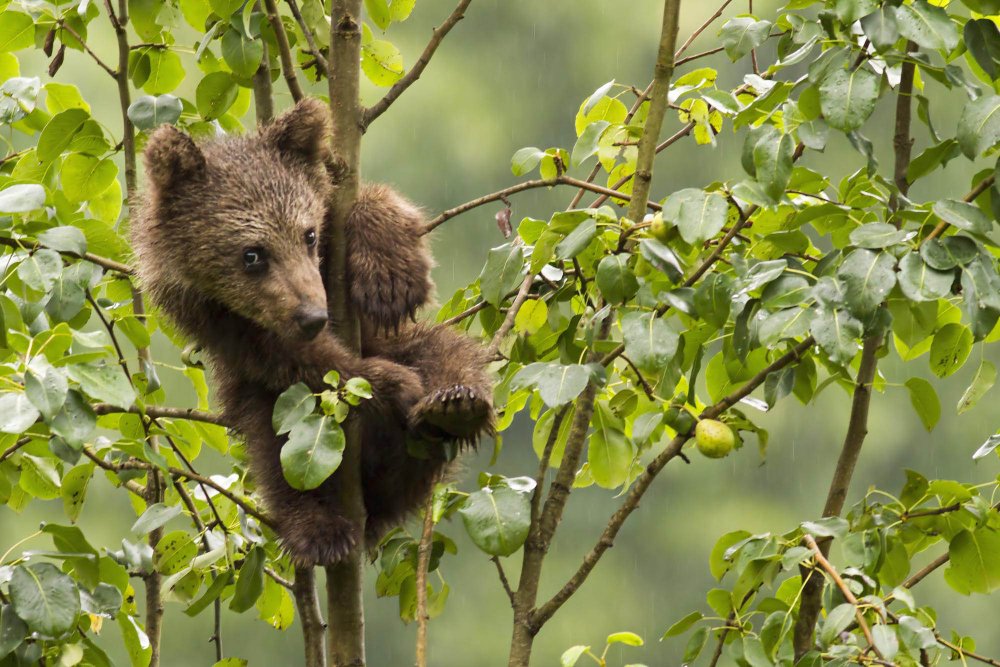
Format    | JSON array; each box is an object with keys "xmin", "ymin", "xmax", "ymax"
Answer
[
  {"xmin": 263, "ymin": 98, "xmax": 331, "ymax": 165},
  {"xmin": 143, "ymin": 125, "xmax": 206, "ymax": 192}
]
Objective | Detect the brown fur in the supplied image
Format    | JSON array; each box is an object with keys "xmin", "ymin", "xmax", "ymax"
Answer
[{"xmin": 133, "ymin": 99, "xmax": 493, "ymax": 566}]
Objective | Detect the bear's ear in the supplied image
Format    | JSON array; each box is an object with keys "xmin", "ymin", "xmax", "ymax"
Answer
[
  {"xmin": 263, "ymin": 98, "xmax": 331, "ymax": 165},
  {"xmin": 143, "ymin": 125, "xmax": 206, "ymax": 192}
]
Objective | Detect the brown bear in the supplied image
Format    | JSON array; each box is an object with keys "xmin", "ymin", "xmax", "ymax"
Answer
[{"xmin": 132, "ymin": 99, "xmax": 494, "ymax": 566}]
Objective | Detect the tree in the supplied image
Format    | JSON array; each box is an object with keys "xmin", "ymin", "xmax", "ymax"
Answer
[{"xmin": 1, "ymin": 0, "xmax": 1000, "ymax": 665}]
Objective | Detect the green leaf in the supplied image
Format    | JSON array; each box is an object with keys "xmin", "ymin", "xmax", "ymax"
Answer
[
  {"xmin": 897, "ymin": 252, "xmax": 954, "ymax": 302},
  {"xmin": 665, "ymin": 188, "xmax": 729, "ymax": 245},
  {"xmin": 51, "ymin": 390, "xmax": 96, "ymax": 447},
  {"xmin": 45, "ymin": 276, "xmax": 86, "ymax": 322},
  {"xmin": 560, "ymin": 646, "xmax": 589, "ymax": 667},
  {"xmin": 682, "ymin": 627, "xmax": 709, "ymax": 663},
  {"xmin": 819, "ymin": 66, "xmax": 880, "ymax": 132},
  {"xmin": 693, "ymin": 273, "xmax": 734, "ymax": 328},
  {"xmin": 872, "ymin": 625, "xmax": 899, "ymax": 661},
  {"xmin": 958, "ymin": 94, "xmax": 1000, "ymax": 159},
  {"xmin": 965, "ymin": 19, "xmax": 1000, "ymax": 80},
  {"xmin": 272, "ymin": 382, "xmax": 316, "ymax": 435},
  {"xmin": 280, "ymin": 414, "xmax": 345, "ymax": 491},
  {"xmin": 131, "ymin": 503, "xmax": 183, "ymax": 536},
  {"xmin": 944, "ymin": 528, "xmax": 1000, "ymax": 594},
  {"xmin": 479, "ymin": 245, "xmax": 525, "ymax": 306},
  {"xmin": 753, "ymin": 130, "xmax": 794, "ymax": 202},
  {"xmin": 38, "ymin": 226, "xmax": 87, "ymax": 255},
  {"xmin": 511, "ymin": 147, "xmax": 545, "ymax": 176},
  {"xmin": 837, "ymin": 249, "xmax": 895, "ymax": 317},
  {"xmin": 9, "ymin": 563, "xmax": 81, "ymax": 638},
  {"xmin": 20, "ymin": 454, "xmax": 60, "ymax": 499},
  {"xmin": 860, "ymin": 5, "xmax": 899, "ymax": 51},
  {"xmin": 571, "ymin": 120, "xmax": 609, "ymax": 167},
  {"xmin": 389, "ymin": 0, "xmax": 416, "ymax": 22},
  {"xmin": 0, "ymin": 184, "xmax": 45, "ymax": 213},
  {"xmin": 811, "ymin": 308, "xmax": 862, "ymax": 366},
  {"xmin": 973, "ymin": 434, "xmax": 1000, "ymax": 460},
  {"xmin": 37, "ymin": 109, "xmax": 90, "ymax": 163},
  {"xmin": 929, "ymin": 323, "xmax": 973, "ymax": 378},
  {"xmin": 142, "ymin": 49, "xmax": 185, "ymax": 95},
  {"xmin": 957, "ymin": 360, "xmax": 996, "ymax": 414},
  {"xmin": 0, "ymin": 604, "xmax": 28, "ymax": 659},
  {"xmin": 719, "ymin": 17, "xmax": 772, "ymax": 61},
  {"xmin": 459, "ymin": 485, "xmax": 531, "ymax": 557},
  {"xmin": 920, "ymin": 236, "xmax": 978, "ymax": 271},
  {"xmin": 154, "ymin": 530, "xmax": 198, "ymax": 575},
  {"xmin": 849, "ymin": 222, "xmax": 910, "ymax": 249},
  {"xmin": 513, "ymin": 299, "xmax": 547, "ymax": 335},
  {"xmin": 819, "ymin": 603, "xmax": 856, "ymax": 646},
  {"xmin": 893, "ymin": 1, "xmax": 959, "ymax": 52},
  {"xmin": 127, "ymin": 94, "xmax": 182, "ymax": 130},
  {"xmin": 588, "ymin": 403, "xmax": 631, "ymax": 489},
  {"xmin": 221, "ymin": 29, "xmax": 264, "ymax": 78},
  {"xmin": 61, "ymin": 154, "xmax": 117, "ymax": 203},
  {"xmin": 209, "ymin": 0, "xmax": 242, "ymax": 17},
  {"xmin": 904, "ymin": 377, "xmax": 940, "ymax": 432},
  {"xmin": 513, "ymin": 363, "xmax": 590, "ymax": 408},
  {"xmin": 68, "ymin": 362, "xmax": 136, "ymax": 409},
  {"xmin": 365, "ymin": 0, "xmax": 391, "ymax": 30},
  {"xmin": 0, "ymin": 392, "xmax": 40, "ymax": 433},
  {"xmin": 758, "ymin": 307, "xmax": 812, "ymax": 346},
  {"xmin": 555, "ymin": 219, "xmax": 597, "ymax": 259},
  {"xmin": 621, "ymin": 311, "xmax": 678, "ymax": 372},
  {"xmin": 933, "ymin": 200, "xmax": 992, "ymax": 235},
  {"xmin": 25, "ymin": 367, "xmax": 68, "ymax": 420},
  {"xmin": 361, "ymin": 38, "xmax": 404, "ymax": 87},
  {"xmin": 596, "ymin": 255, "xmax": 639, "ymax": 304},
  {"xmin": 60, "ymin": 464, "xmax": 91, "ymax": 523},
  {"xmin": 229, "ymin": 547, "xmax": 265, "ymax": 612},
  {"xmin": 196, "ymin": 72, "xmax": 239, "ymax": 120},
  {"xmin": 663, "ymin": 611, "xmax": 703, "ymax": 638},
  {"xmin": 607, "ymin": 631, "xmax": 643, "ymax": 646},
  {"xmin": 0, "ymin": 12, "xmax": 35, "ymax": 52}
]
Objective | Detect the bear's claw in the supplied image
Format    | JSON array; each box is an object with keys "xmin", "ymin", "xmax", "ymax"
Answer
[{"xmin": 410, "ymin": 383, "xmax": 493, "ymax": 443}]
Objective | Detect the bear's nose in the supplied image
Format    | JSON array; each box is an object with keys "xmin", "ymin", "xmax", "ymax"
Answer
[{"xmin": 294, "ymin": 306, "xmax": 327, "ymax": 339}]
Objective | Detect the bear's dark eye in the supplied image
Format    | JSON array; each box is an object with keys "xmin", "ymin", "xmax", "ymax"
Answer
[
  {"xmin": 304, "ymin": 229, "xmax": 317, "ymax": 248},
  {"xmin": 242, "ymin": 247, "xmax": 267, "ymax": 273}
]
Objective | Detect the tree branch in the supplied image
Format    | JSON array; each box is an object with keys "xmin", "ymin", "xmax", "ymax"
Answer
[
  {"xmin": 802, "ymin": 534, "xmax": 883, "ymax": 661},
  {"xmin": 414, "ymin": 497, "xmax": 435, "ymax": 667},
  {"xmin": 252, "ymin": 1, "xmax": 275, "ymax": 125},
  {"xmin": 285, "ymin": 0, "xmax": 328, "ymax": 76},
  {"xmin": 92, "ymin": 403, "xmax": 229, "ymax": 427},
  {"xmin": 492, "ymin": 556, "xmax": 515, "ymax": 607},
  {"xmin": 792, "ymin": 334, "xmax": 883, "ymax": 658},
  {"xmin": 923, "ymin": 174, "xmax": 996, "ymax": 243},
  {"xmin": 293, "ymin": 567, "xmax": 328, "ymax": 667},
  {"xmin": 263, "ymin": 0, "xmax": 305, "ymax": 101},
  {"xmin": 0, "ymin": 237, "xmax": 132, "ymax": 275},
  {"xmin": 362, "ymin": 0, "xmax": 473, "ymax": 128},
  {"xmin": 421, "ymin": 175, "xmax": 659, "ymax": 235},
  {"xmin": 56, "ymin": 19, "xmax": 118, "ymax": 77},
  {"xmin": 532, "ymin": 337, "xmax": 814, "ymax": 627}
]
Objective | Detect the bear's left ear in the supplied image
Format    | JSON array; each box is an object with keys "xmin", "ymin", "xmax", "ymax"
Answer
[{"xmin": 263, "ymin": 98, "xmax": 331, "ymax": 165}]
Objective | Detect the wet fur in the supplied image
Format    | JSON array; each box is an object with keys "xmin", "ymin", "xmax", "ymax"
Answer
[{"xmin": 133, "ymin": 99, "xmax": 493, "ymax": 566}]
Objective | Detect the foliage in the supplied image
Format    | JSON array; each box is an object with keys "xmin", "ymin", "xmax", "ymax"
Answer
[{"xmin": 1, "ymin": 0, "xmax": 1000, "ymax": 665}]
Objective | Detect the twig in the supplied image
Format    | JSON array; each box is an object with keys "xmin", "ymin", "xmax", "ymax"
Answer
[
  {"xmin": 415, "ymin": 496, "xmax": 435, "ymax": 667},
  {"xmin": 902, "ymin": 553, "xmax": 950, "ymax": 590},
  {"xmin": 590, "ymin": 123, "xmax": 695, "ymax": 209},
  {"xmin": 485, "ymin": 273, "xmax": 533, "ymax": 357},
  {"xmin": 0, "ymin": 437, "xmax": 30, "ymax": 464},
  {"xmin": 802, "ymin": 534, "xmax": 883, "ymax": 661},
  {"xmin": 532, "ymin": 337, "xmax": 815, "ymax": 627},
  {"xmin": 0, "ymin": 237, "xmax": 132, "ymax": 275},
  {"xmin": 923, "ymin": 174, "xmax": 996, "ymax": 242},
  {"xmin": 675, "ymin": 45, "xmax": 725, "ymax": 67},
  {"xmin": 92, "ymin": 403, "xmax": 229, "ymax": 427},
  {"xmin": 936, "ymin": 634, "xmax": 1000, "ymax": 666},
  {"xmin": 673, "ymin": 0, "xmax": 735, "ymax": 57},
  {"xmin": 492, "ymin": 556, "xmax": 515, "ymax": 606},
  {"xmin": 56, "ymin": 20, "xmax": 118, "ymax": 77},
  {"xmin": 285, "ymin": 0, "xmax": 328, "ymax": 76},
  {"xmin": 440, "ymin": 300, "xmax": 488, "ymax": 326},
  {"xmin": 265, "ymin": 567, "xmax": 294, "ymax": 589},
  {"xmin": 620, "ymin": 354, "xmax": 655, "ymax": 399},
  {"xmin": 363, "ymin": 0, "xmax": 473, "ymax": 127},
  {"xmin": 421, "ymin": 175, "xmax": 658, "ymax": 235},
  {"xmin": 263, "ymin": 0, "xmax": 305, "ymax": 101},
  {"xmin": 80, "ymin": 445, "xmax": 146, "ymax": 497}
]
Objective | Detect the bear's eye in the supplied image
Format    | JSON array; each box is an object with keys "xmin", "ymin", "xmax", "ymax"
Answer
[
  {"xmin": 242, "ymin": 247, "xmax": 267, "ymax": 272},
  {"xmin": 304, "ymin": 229, "xmax": 317, "ymax": 248}
]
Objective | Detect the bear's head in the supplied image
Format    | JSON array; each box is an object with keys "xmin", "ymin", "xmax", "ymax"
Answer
[{"xmin": 135, "ymin": 99, "xmax": 333, "ymax": 342}]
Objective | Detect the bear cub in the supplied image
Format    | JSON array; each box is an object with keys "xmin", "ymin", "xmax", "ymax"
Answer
[{"xmin": 132, "ymin": 99, "xmax": 494, "ymax": 566}]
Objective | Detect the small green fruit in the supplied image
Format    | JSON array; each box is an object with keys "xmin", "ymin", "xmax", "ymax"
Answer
[
  {"xmin": 695, "ymin": 419, "xmax": 735, "ymax": 459},
  {"xmin": 649, "ymin": 215, "xmax": 670, "ymax": 243}
]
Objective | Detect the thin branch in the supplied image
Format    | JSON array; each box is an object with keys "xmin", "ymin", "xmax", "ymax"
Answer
[
  {"xmin": 92, "ymin": 403, "xmax": 229, "ymax": 427},
  {"xmin": 902, "ymin": 552, "xmax": 950, "ymax": 590},
  {"xmin": 590, "ymin": 123, "xmax": 695, "ymax": 209},
  {"xmin": 252, "ymin": 1, "xmax": 275, "ymax": 125},
  {"xmin": 936, "ymin": 634, "xmax": 1000, "ymax": 667},
  {"xmin": 492, "ymin": 556, "xmax": 515, "ymax": 607},
  {"xmin": 415, "ymin": 497, "xmax": 435, "ymax": 667},
  {"xmin": 675, "ymin": 45, "xmax": 725, "ymax": 67},
  {"xmin": 56, "ymin": 20, "xmax": 117, "ymax": 77},
  {"xmin": 284, "ymin": 0, "xmax": 328, "ymax": 76},
  {"xmin": 265, "ymin": 567, "xmax": 294, "ymax": 589},
  {"xmin": 923, "ymin": 174, "xmax": 996, "ymax": 243},
  {"xmin": 0, "ymin": 437, "xmax": 30, "ymax": 464},
  {"xmin": 0, "ymin": 237, "xmax": 132, "ymax": 275},
  {"xmin": 802, "ymin": 535, "xmax": 883, "ymax": 661},
  {"xmin": 532, "ymin": 338, "xmax": 814, "ymax": 627},
  {"xmin": 80, "ymin": 445, "xmax": 146, "ymax": 497},
  {"xmin": 673, "ymin": 0, "xmax": 735, "ymax": 58},
  {"xmin": 440, "ymin": 300, "xmax": 488, "ymax": 326},
  {"xmin": 173, "ymin": 479, "xmax": 223, "ymax": 661},
  {"xmin": 792, "ymin": 334, "xmax": 883, "ymax": 658},
  {"xmin": 421, "ymin": 175, "xmax": 658, "ymax": 235},
  {"xmin": 263, "ymin": 0, "xmax": 305, "ymax": 101},
  {"xmin": 363, "ymin": 0, "xmax": 473, "ymax": 127},
  {"xmin": 485, "ymin": 272, "xmax": 532, "ymax": 358}
]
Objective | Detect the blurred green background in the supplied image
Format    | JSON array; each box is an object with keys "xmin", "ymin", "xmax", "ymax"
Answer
[{"xmin": 4, "ymin": 0, "xmax": 1000, "ymax": 664}]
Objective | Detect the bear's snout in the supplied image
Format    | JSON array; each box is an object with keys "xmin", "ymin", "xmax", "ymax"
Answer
[{"xmin": 294, "ymin": 305, "xmax": 328, "ymax": 339}]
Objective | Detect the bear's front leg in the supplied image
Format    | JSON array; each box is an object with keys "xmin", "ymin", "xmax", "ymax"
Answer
[{"xmin": 367, "ymin": 323, "xmax": 494, "ymax": 444}]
